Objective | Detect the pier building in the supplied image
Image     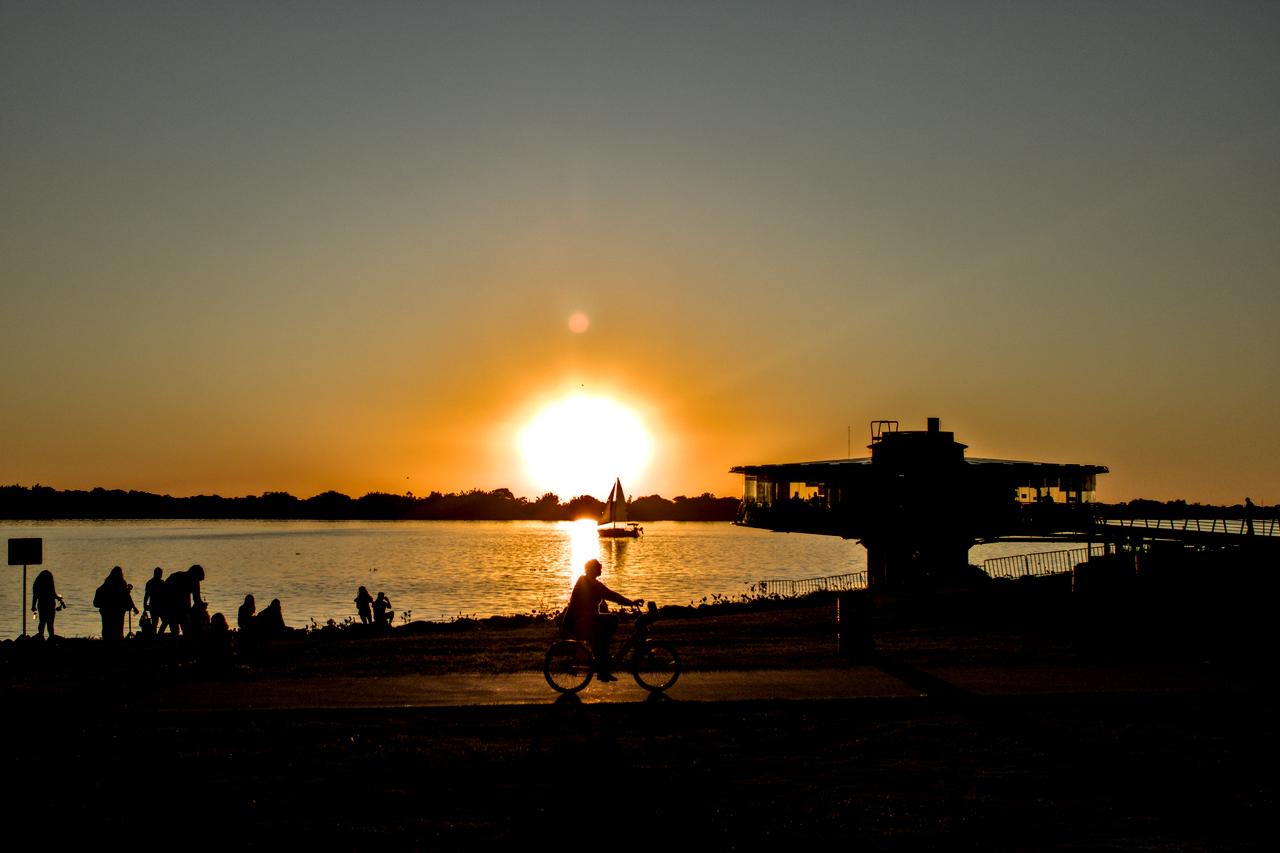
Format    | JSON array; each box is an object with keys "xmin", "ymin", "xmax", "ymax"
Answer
[{"xmin": 731, "ymin": 418, "xmax": 1109, "ymax": 590}]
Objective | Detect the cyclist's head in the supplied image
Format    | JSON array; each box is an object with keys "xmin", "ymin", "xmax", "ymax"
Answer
[{"xmin": 584, "ymin": 559, "xmax": 602, "ymax": 578}]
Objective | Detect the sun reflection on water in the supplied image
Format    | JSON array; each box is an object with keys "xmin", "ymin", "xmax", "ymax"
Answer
[{"xmin": 566, "ymin": 519, "xmax": 600, "ymax": 586}]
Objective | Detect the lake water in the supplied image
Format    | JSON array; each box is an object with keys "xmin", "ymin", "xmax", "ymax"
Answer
[{"xmin": 1, "ymin": 519, "xmax": 1062, "ymax": 639}]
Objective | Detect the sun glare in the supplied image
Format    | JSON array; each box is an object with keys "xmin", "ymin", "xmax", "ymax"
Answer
[
  {"xmin": 567, "ymin": 518, "xmax": 601, "ymax": 582},
  {"xmin": 518, "ymin": 393, "xmax": 653, "ymax": 499}
]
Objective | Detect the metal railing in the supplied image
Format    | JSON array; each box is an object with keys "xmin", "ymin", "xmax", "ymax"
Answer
[
  {"xmin": 983, "ymin": 545, "xmax": 1105, "ymax": 580},
  {"xmin": 758, "ymin": 571, "xmax": 868, "ymax": 597},
  {"xmin": 1095, "ymin": 517, "xmax": 1278, "ymax": 538}
]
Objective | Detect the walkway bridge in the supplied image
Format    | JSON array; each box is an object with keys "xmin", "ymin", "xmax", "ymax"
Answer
[
  {"xmin": 973, "ymin": 516, "xmax": 1280, "ymax": 551},
  {"xmin": 1092, "ymin": 516, "xmax": 1279, "ymax": 549}
]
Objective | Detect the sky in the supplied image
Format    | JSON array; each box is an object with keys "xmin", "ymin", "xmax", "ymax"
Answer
[{"xmin": 2, "ymin": 1, "xmax": 1277, "ymax": 505}]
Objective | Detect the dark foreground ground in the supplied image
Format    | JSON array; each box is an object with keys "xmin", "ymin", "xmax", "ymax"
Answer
[{"xmin": 3, "ymin": 578, "xmax": 1274, "ymax": 850}]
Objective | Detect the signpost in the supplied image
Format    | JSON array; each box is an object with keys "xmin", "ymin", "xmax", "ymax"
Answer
[{"xmin": 8, "ymin": 538, "xmax": 42, "ymax": 637}]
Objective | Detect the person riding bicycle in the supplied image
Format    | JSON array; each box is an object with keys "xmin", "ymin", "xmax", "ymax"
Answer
[{"xmin": 561, "ymin": 558, "xmax": 640, "ymax": 681}]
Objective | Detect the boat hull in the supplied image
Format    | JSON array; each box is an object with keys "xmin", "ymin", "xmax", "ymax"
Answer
[{"xmin": 598, "ymin": 524, "xmax": 642, "ymax": 538}]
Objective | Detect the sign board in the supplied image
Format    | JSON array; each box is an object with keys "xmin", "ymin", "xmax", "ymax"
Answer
[{"xmin": 8, "ymin": 538, "xmax": 42, "ymax": 566}]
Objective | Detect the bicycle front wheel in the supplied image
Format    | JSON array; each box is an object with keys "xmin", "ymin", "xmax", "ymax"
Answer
[
  {"xmin": 544, "ymin": 639, "xmax": 595, "ymax": 693},
  {"xmin": 632, "ymin": 642, "xmax": 681, "ymax": 692}
]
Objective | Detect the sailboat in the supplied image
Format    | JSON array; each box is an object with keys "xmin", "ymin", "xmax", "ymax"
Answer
[{"xmin": 598, "ymin": 478, "xmax": 643, "ymax": 538}]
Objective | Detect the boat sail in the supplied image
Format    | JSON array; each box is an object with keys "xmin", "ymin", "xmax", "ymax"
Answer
[{"xmin": 598, "ymin": 478, "xmax": 642, "ymax": 538}]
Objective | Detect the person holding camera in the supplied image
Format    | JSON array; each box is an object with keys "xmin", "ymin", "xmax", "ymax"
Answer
[{"xmin": 31, "ymin": 569, "xmax": 65, "ymax": 640}]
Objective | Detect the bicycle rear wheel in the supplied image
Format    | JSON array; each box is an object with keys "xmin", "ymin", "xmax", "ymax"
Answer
[
  {"xmin": 544, "ymin": 639, "xmax": 595, "ymax": 693},
  {"xmin": 632, "ymin": 642, "xmax": 681, "ymax": 691}
]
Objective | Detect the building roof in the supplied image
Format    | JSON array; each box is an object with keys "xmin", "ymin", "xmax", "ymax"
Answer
[{"xmin": 730, "ymin": 457, "xmax": 1109, "ymax": 477}]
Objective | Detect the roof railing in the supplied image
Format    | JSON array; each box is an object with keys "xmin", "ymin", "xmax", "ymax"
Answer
[{"xmin": 869, "ymin": 420, "xmax": 899, "ymax": 442}]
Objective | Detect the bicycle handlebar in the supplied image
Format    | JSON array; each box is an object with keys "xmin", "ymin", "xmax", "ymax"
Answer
[{"xmin": 631, "ymin": 600, "xmax": 660, "ymax": 629}]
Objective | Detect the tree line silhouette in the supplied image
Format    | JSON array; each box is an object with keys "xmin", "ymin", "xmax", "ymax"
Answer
[
  {"xmin": 1099, "ymin": 497, "xmax": 1275, "ymax": 519},
  {"xmin": 0, "ymin": 484, "xmax": 741, "ymax": 522},
  {"xmin": 1, "ymin": 485, "xmax": 1266, "ymax": 523}
]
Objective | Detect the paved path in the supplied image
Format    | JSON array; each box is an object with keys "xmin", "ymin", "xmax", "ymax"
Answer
[{"xmin": 128, "ymin": 659, "xmax": 1257, "ymax": 711}]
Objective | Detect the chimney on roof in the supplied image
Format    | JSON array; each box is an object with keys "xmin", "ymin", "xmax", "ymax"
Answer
[{"xmin": 927, "ymin": 417, "xmax": 940, "ymax": 433}]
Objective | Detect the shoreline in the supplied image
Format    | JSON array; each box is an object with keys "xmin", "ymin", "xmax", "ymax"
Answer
[
  {"xmin": 6, "ymin": 573, "xmax": 1273, "ymax": 688},
  {"xmin": 4, "ymin": 582, "xmax": 1271, "ymax": 848},
  {"xmin": 1, "ymin": 518, "xmax": 857, "ymax": 640}
]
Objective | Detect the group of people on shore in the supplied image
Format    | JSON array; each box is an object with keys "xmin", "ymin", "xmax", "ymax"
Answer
[
  {"xmin": 31, "ymin": 557, "xmax": 641, "ymax": 679},
  {"xmin": 28, "ymin": 564, "xmax": 290, "ymax": 645},
  {"xmin": 354, "ymin": 586, "xmax": 396, "ymax": 629},
  {"xmin": 92, "ymin": 563, "xmax": 221, "ymax": 642},
  {"xmin": 29, "ymin": 567, "xmax": 403, "ymax": 642},
  {"xmin": 235, "ymin": 593, "xmax": 288, "ymax": 641}
]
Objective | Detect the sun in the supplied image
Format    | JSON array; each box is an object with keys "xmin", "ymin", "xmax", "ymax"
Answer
[{"xmin": 518, "ymin": 393, "xmax": 654, "ymax": 499}]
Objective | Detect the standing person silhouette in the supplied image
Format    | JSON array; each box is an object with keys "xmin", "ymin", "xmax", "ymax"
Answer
[
  {"xmin": 142, "ymin": 567, "xmax": 166, "ymax": 632},
  {"xmin": 164, "ymin": 564, "xmax": 206, "ymax": 636},
  {"xmin": 562, "ymin": 559, "xmax": 640, "ymax": 681},
  {"xmin": 94, "ymin": 566, "xmax": 138, "ymax": 641},
  {"xmin": 1245, "ymin": 497, "xmax": 1256, "ymax": 536},
  {"xmin": 355, "ymin": 586, "xmax": 374, "ymax": 625},
  {"xmin": 31, "ymin": 569, "xmax": 65, "ymax": 640}
]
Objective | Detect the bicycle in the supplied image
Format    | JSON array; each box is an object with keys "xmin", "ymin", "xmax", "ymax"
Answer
[{"xmin": 544, "ymin": 600, "xmax": 681, "ymax": 694}]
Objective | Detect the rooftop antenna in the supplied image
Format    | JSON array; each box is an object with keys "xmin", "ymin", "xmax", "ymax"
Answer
[{"xmin": 847, "ymin": 426, "xmax": 851, "ymax": 458}]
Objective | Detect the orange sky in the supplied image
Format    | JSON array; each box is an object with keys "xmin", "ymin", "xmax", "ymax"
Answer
[{"xmin": 2, "ymin": 4, "xmax": 1277, "ymax": 505}]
